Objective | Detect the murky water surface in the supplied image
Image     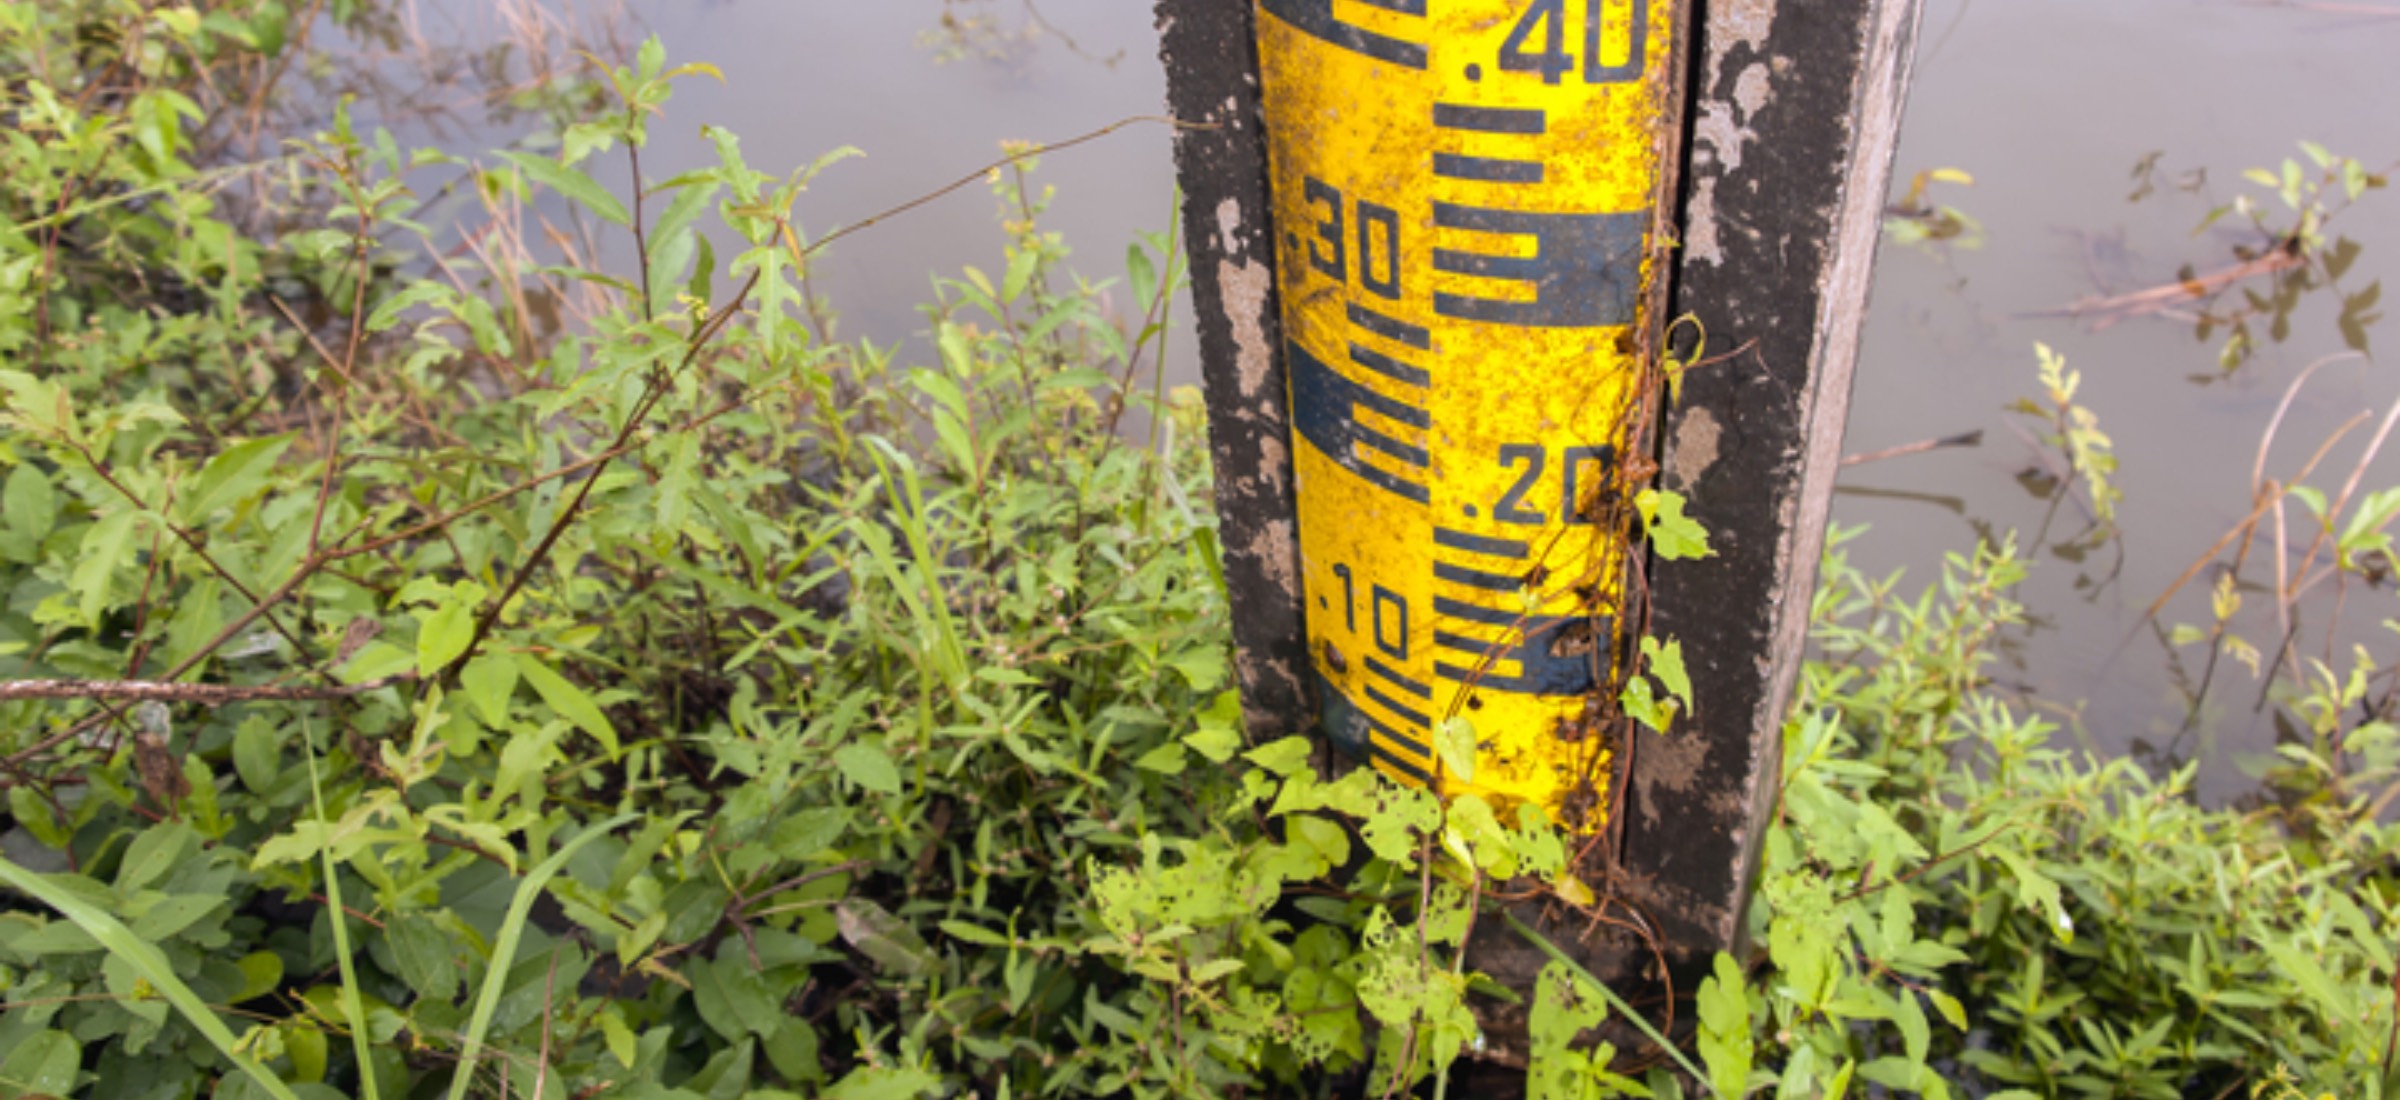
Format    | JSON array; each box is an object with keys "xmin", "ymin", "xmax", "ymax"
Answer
[
  {"xmin": 1843, "ymin": 0, "xmax": 2397, "ymax": 803},
  {"xmin": 360, "ymin": 0, "xmax": 2398, "ymax": 802}
]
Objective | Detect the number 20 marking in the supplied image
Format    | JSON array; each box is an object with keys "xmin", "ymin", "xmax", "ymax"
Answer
[{"xmin": 1492, "ymin": 444, "xmax": 1618, "ymax": 525}]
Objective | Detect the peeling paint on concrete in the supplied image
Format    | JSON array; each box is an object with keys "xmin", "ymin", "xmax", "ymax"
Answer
[
  {"xmin": 1685, "ymin": 177, "xmax": 1723, "ymax": 266},
  {"xmin": 1669, "ymin": 406, "xmax": 1722, "ymax": 491},
  {"xmin": 1706, "ymin": 0, "xmax": 1778, "ymax": 79},
  {"xmin": 1253, "ymin": 517, "xmax": 1299, "ymax": 599},
  {"xmin": 1215, "ymin": 197, "xmax": 1245, "ymax": 259},
  {"xmin": 1692, "ymin": 101, "xmax": 1753, "ymax": 174},
  {"xmin": 1218, "ymin": 257, "xmax": 1274, "ymax": 403},
  {"xmin": 1733, "ymin": 61, "xmax": 1773, "ymax": 120},
  {"xmin": 1686, "ymin": 0, "xmax": 1780, "ymax": 269}
]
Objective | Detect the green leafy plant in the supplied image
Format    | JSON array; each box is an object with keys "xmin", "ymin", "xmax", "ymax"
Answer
[
  {"xmin": 1731, "ymin": 528, "xmax": 2400, "ymax": 1099},
  {"xmin": 2191, "ymin": 142, "xmax": 2388, "ymax": 369},
  {"xmin": 2011, "ymin": 341, "xmax": 2122, "ymax": 526}
]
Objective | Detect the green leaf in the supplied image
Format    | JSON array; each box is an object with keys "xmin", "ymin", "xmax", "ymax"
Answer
[
  {"xmin": 770, "ymin": 808, "xmax": 850, "ymax": 862},
  {"xmin": 8, "ymin": 786, "xmax": 68, "ymax": 850},
  {"xmin": 937, "ymin": 920, "xmax": 1010, "ymax": 947},
  {"xmin": 0, "ymin": 463, "xmax": 56, "ymax": 562},
  {"xmin": 497, "ymin": 150, "xmax": 631, "ymax": 227},
  {"xmin": 933, "ymin": 324, "xmax": 978, "ymax": 386},
  {"xmin": 1928, "ymin": 988, "xmax": 1967, "ymax": 1031},
  {"xmin": 233, "ymin": 951, "xmax": 285, "ymax": 1003},
  {"xmin": 1642, "ymin": 635, "xmax": 1693, "ymax": 712},
  {"xmin": 693, "ymin": 951, "xmax": 784, "ymax": 1039},
  {"xmin": 1434, "ymin": 715, "xmax": 1477, "ymax": 783},
  {"xmin": 833, "ymin": 742, "xmax": 902, "ymax": 795},
  {"xmin": 1245, "ymin": 736, "xmax": 1315, "ymax": 777},
  {"xmin": 231, "ymin": 716, "xmax": 281, "ymax": 794},
  {"xmin": 1696, "ymin": 952, "xmax": 1753, "ymax": 1100},
  {"xmin": 1444, "ymin": 793, "xmax": 1515, "ymax": 877},
  {"xmin": 1992, "ymin": 849, "xmax": 2073, "ymax": 945},
  {"xmin": 1893, "ymin": 987, "xmax": 1931, "ymax": 1065},
  {"xmin": 0, "ymin": 369, "xmax": 70, "ymax": 438},
  {"xmin": 1127, "ymin": 242, "xmax": 1159, "ymax": 311},
  {"xmin": 1185, "ymin": 722, "xmax": 1241, "ymax": 764},
  {"xmin": 515, "ymin": 652, "xmax": 620, "ymax": 757},
  {"xmin": 597, "ymin": 1007, "xmax": 638, "ymax": 1069},
  {"xmin": 126, "ymin": 893, "xmax": 220, "ymax": 941},
  {"xmin": 685, "ymin": 1039, "xmax": 757, "ymax": 1100},
  {"xmin": 1637, "ymin": 489, "xmax": 1714, "ymax": 560},
  {"xmin": 0, "ymin": 858, "xmax": 302, "ymax": 1100},
  {"xmin": 459, "ymin": 654, "xmax": 519, "ymax": 726},
  {"xmin": 1621, "ymin": 674, "xmax": 1673, "ymax": 734},
  {"xmin": 1134, "ymin": 741, "xmax": 1188, "ymax": 775},
  {"xmin": 835, "ymin": 898, "xmax": 935, "ymax": 977},
  {"xmin": 649, "ymin": 178, "xmax": 721, "ymax": 247},
  {"xmin": 2339, "ymin": 486, "xmax": 2400, "ymax": 555},
  {"xmin": 1184, "ymin": 692, "xmax": 1245, "ymax": 763},
  {"xmin": 414, "ymin": 583, "xmax": 483, "ymax": 678},
  {"xmin": 1001, "ymin": 247, "xmax": 1039, "ymax": 304},
  {"xmin": 386, "ymin": 911, "xmax": 462, "ymax": 1002},
  {"xmin": 70, "ymin": 509, "xmax": 141, "ymax": 625},
  {"xmin": 339, "ymin": 641, "xmax": 413, "ymax": 684},
  {"xmin": 2265, "ymin": 939, "xmax": 2357, "ymax": 1021},
  {"xmin": 655, "ymin": 431, "xmax": 701, "ymax": 535},
  {"xmin": 115, "ymin": 821, "xmax": 195, "ymax": 891},
  {"xmin": 1166, "ymin": 648, "xmax": 1227, "ymax": 691},
  {"xmin": 0, "ymin": 1030, "xmax": 81, "ymax": 1099},
  {"xmin": 180, "ymin": 433, "xmax": 295, "ymax": 523},
  {"xmin": 284, "ymin": 1024, "xmax": 328, "ymax": 1085},
  {"xmin": 2289, "ymin": 483, "xmax": 2329, "ymax": 523},
  {"xmin": 249, "ymin": 1, "xmax": 288, "ymax": 54}
]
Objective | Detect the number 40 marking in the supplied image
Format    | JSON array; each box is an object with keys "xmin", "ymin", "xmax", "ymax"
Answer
[{"xmin": 1499, "ymin": 0, "xmax": 1647, "ymax": 85}]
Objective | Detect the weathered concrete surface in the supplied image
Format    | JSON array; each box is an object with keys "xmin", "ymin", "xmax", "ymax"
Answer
[
  {"xmin": 1630, "ymin": 0, "xmax": 1925, "ymax": 972},
  {"xmin": 1155, "ymin": 0, "xmax": 1315, "ymax": 737}
]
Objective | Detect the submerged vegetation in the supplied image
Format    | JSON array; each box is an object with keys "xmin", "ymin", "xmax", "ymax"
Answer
[{"xmin": 0, "ymin": 3, "xmax": 2397, "ymax": 1099}]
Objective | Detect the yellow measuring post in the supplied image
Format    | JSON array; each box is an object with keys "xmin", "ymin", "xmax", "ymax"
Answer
[{"xmin": 1254, "ymin": 0, "xmax": 1686, "ymax": 829}]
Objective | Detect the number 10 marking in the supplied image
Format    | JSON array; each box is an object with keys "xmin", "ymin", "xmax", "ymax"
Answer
[{"xmin": 1332, "ymin": 563, "xmax": 1411, "ymax": 660}]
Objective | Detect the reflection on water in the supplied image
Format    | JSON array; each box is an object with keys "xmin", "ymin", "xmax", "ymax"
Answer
[{"xmin": 919, "ymin": 0, "xmax": 1130, "ymax": 70}]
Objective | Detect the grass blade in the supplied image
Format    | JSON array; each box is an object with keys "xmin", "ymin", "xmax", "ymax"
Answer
[
  {"xmin": 0, "ymin": 855, "xmax": 304, "ymax": 1100},
  {"xmin": 303, "ymin": 720, "xmax": 380, "ymax": 1100},
  {"xmin": 446, "ymin": 812, "xmax": 638, "ymax": 1100}
]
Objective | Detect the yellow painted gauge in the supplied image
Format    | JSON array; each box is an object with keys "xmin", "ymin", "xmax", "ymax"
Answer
[{"xmin": 1254, "ymin": 0, "xmax": 1682, "ymax": 830}]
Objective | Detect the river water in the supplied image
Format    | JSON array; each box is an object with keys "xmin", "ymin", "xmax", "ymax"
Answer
[{"xmin": 353, "ymin": 0, "xmax": 2398, "ymax": 803}]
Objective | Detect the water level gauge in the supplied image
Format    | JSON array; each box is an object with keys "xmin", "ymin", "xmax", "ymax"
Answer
[{"xmin": 1255, "ymin": 0, "xmax": 1687, "ymax": 828}]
